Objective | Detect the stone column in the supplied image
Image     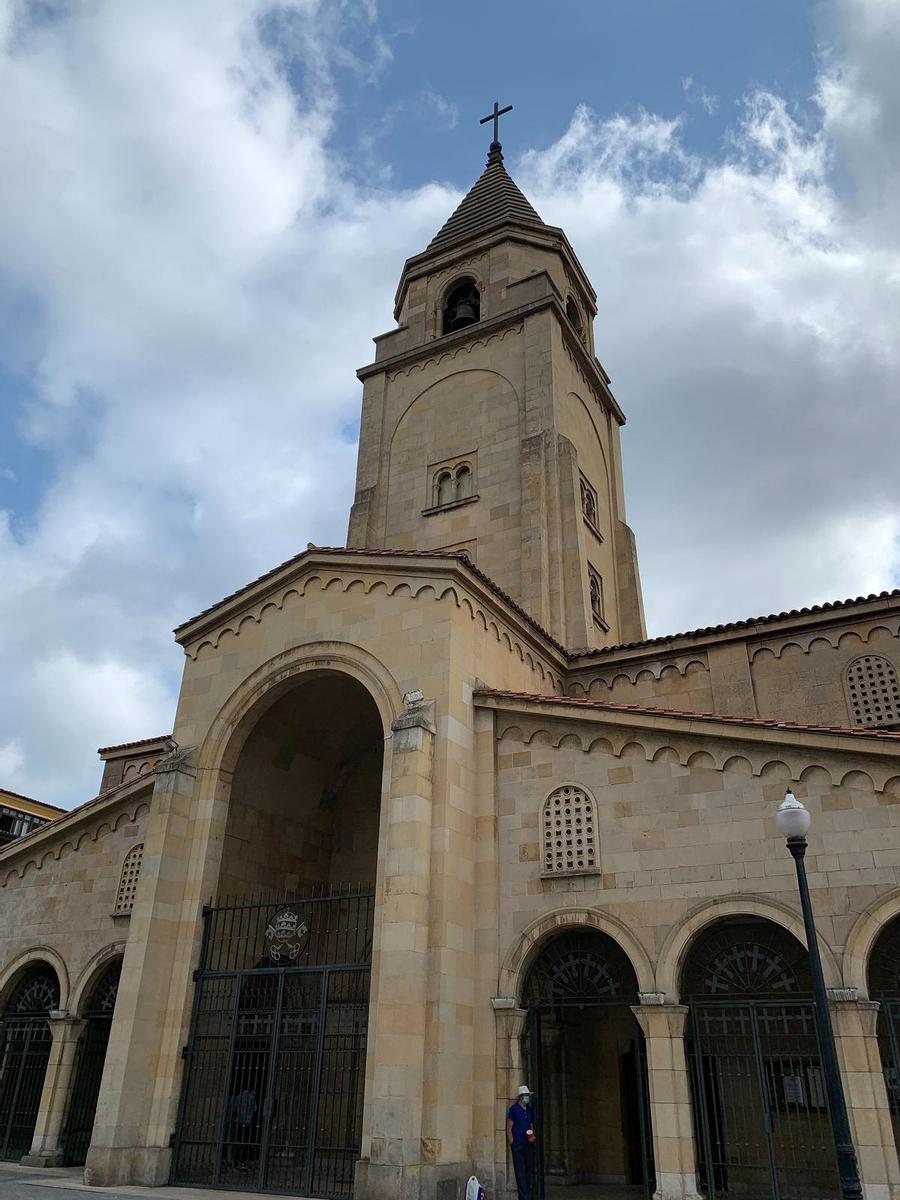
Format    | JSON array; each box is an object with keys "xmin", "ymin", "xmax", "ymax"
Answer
[
  {"xmin": 355, "ymin": 699, "xmax": 435, "ymax": 1200},
  {"xmin": 829, "ymin": 991, "xmax": 900, "ymax": 1200},
  {"xmin": 21, "ymin": 1013, "xmax": 86, "ymax": 1167},
  {"xmin": 631, "ymin": 1001, "xmax": 703, "ymax": 1200}
]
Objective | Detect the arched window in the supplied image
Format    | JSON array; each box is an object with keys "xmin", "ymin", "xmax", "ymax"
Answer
[
  {"xmin": 442, "ymin": 279, "xmax": 480, "ymax": 335},
  {"xmin": 566, "ymin": 296, "xmax": 585, "ymax": 341},
  {"xmin": 435, "ymin": 471, "xmax": 455, "ymax": 507},
  {"xmin": 588, "ymin": 566, "xmax": 605, "ymax": 625},
  {"xmin": 541, "ymin": 784, "xmax": 599, "ymax": 874},
  {"xmin": 580, "ymin": 475, "xmax": 598, "ymax": 527},
  {"xmin": 845, "ymin": 655, "xmax": 900, "ymax": 727},
  {"xmin": 454, "ymin": 463, "xmax": 473, "ymax": 500},
  {"xmin": 115, "ymin": 844, "xmax": 144, "ymax": 915}
]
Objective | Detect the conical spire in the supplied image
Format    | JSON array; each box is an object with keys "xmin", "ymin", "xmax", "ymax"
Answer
[{"xmin": 427, "ymin": 143, "xmax": 546, "ymax": 253}]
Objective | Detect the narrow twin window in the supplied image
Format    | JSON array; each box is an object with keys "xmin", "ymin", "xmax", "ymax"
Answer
[
  {"xmin": 430, "ymin": 459, "xmax": 476, "ymax": 510},
  {"xmin": 588, "ymin": 565, "xmax": 606, "ymax": 628}
]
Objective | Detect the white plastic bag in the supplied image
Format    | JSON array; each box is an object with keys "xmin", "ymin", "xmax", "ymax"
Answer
[{"xmin": 466, "ymin": 1175, "xmax": 485, "ymax": 1200}]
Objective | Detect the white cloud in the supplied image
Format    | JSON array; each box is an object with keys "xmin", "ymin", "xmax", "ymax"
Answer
[{"xmin": 0, "ymin": 0, "xmax": 897, "ymax": 808}]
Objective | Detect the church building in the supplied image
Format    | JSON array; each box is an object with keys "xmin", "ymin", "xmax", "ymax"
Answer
[{"xmin": 2, "ymin": 125, "xmax": 900, "ymax": 1200}]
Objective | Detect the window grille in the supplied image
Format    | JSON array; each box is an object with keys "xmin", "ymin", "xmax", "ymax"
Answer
[
  {"xmin": 845, "ymin": 655, "xmax": 900, "ymax": 727},
  {"xmin": 115, "ymin": 844, "xmax": 144, "ymax": 914},
  {"xmin": 541, "ymin": 785, "xmax": 599, "ymax": 874}
]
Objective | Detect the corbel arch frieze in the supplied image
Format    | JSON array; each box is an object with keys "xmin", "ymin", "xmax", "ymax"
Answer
[
  {"xmin": 186, "ymin": 571, "xmax": 563, "ymax": 692},
  {"xmin": 749, "ymin": 620, "xmax": 900, "ymax": 663},
  {"xmin": 495, "ymin": 719, "xmax": 898, "ymax": 793},
  {"xmin": 385, "ymin": 323, "xmax": 524, "ymax": 384},
  {"xmin": 0, "ymin": 798, "xmax": 151, "ymax": 889}
]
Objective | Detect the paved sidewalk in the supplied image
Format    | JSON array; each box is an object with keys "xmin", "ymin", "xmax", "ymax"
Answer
[{"xmin": 0, "ymin": 1163, "xmax": 297, "ymax": 1200}]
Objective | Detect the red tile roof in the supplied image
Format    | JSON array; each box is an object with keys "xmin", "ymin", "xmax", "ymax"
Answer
[
  {"xmin": 97, "ymin": 733, "xmax": 173, "ymax": 756},
  {"xmin": 474, "ymin": 688, "xmax": 900, "ymax": 741},
  {"xmin": 573, "ymin": 590, "xmax": 900, "ymax": 658},
  {"xmin": 174, "ymin": 546, "xmax": 568, "ymax": 655}
]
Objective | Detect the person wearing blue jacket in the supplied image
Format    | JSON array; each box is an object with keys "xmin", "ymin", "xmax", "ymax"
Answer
[{"xmin": 506, "ymin": 1084, "xmax": 536, "ymax": 1200}]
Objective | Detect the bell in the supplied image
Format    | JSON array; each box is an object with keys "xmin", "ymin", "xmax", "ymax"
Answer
[{"xmin": 452, "ymin": 300, "xmax": 476, "ymax": 325}]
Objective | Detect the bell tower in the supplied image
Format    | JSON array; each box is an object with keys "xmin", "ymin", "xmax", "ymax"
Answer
[{"xmin": 348, "ymin": 114, "xmax": 645, "ymax": 650}]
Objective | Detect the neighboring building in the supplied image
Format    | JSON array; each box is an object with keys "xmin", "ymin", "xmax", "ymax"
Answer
[
  {"xmin": 0, "ymin": 788, "xmax": 65, "ymax": 849},
  {"xmin": 2, "ymin": 130, "xmax": 900, "ymax": 1200}
]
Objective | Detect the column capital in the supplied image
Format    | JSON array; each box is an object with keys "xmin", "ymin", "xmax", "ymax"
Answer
[
  {"xmin": 391, "ymin": 699, "xmax": 435, "ymax": 745},
  {"xmin": 631, "ymin": 1002, "xmax": 690, "ymax": 1038}
]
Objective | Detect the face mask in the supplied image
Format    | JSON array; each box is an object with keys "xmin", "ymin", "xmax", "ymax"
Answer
[{"xmin": 521, "ymin": 1095, "xmax": 530, "ymax": 1105}]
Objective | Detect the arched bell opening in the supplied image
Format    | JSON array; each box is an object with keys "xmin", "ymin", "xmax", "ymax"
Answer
[
  {"xmin": 173, "ymin": 670, "xmax": 383, "ymax": 1199},
  {"xmin": 442, "ymin": 278, "xmax": 480, "ymax": 334},
  {"xmin": 867, "ymin": 914, "xmax": 900, "ymax": 1157},
  {"xmin": 681, "ymin": 917, "xmax": 839, "ymax": 1200},
  {"xmin": 519, "ymin": 928, "xmax": 654, "ymax": 1200},
  {"xmin": 62, "ymin": 958, "xmax": 122, "ymax": 1166},
  {"xmin": 0, "ymin": 962, "xmax": 60, "ymax": 1161}
]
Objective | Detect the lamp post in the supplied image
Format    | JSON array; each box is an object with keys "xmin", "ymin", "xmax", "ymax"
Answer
[{"xmin": 775, "ymin": 790, "xmax": 863, "ymax": 1200}]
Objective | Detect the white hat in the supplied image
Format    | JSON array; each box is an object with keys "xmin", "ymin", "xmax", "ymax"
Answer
[{"xmin": 516, "ymin": 1085, "xmax": 532, "ymax": 1097}]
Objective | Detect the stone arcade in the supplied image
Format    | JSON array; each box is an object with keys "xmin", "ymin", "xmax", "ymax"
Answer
[{"xmin": 2, "ymin": 132, "xmax": 900, "ymax": 1200}]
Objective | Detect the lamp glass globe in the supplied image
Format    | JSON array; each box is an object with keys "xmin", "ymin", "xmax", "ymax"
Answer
[{"xmin": 775, "ymin": 790, "xmax": 811, "ymax": 839}]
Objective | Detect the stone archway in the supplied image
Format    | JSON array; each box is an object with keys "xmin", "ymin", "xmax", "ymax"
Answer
[
  {"xmin": 516, "ymin": 925, "xmax": 655, "ymax": 1200},
  {"xmin": 172, "ymin": 668, "xmax": 386, "ymax": 1199},
  {"xmin": 61, "ymin": 958, "xmax": 122, "ymax": 1167},
  {"xmin": 680, "ymin": 916, "xmax": 839, "ymax": 1200}
]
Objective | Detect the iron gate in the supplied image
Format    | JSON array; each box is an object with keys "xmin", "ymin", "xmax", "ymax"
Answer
[
  {"xmin": 688, "ymin": 1001, "xmax": 840, "ymax": 1200},
  {"xmin": 875, "ymin": 998, "xmax": 900, "ymax": 1154},
  {"xmin": 521, "ymin": 929, "xmax": 656, "ymax": 1200},
  {"xmin": 62, "ymin": 960, "xmax": 121, "ymax": 1166},
  {"xmin": 172, "ymin": 885, "xmax": 373, "ymax": 1199},
  {"xmin": 0, "ymin": 965, "xmax": 59, "ymax": 1161}
]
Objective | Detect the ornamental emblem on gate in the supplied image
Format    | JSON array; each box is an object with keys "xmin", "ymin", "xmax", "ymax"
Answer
[{"xmin": 265, "ymin": 909, "xmax": 309, "ymax": 962}]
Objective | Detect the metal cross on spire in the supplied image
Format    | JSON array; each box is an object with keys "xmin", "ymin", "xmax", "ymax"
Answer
[{"xmin": 480, "ymin": 100, "xmax": 513, "ymax": 147}]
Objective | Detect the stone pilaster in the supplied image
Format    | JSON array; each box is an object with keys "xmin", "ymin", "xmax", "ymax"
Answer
[
  {"xmin": 830, "ymin": 993, "xmax": 900, "ymax": 1200},
  {"xmin": 85, "ymin": 751, "xmax": 204, "ymax": 1186},
  {"xmin": 493, "ymin": 1003, "xmax": 527, "ymax": 1196},
  {"xmin": 21, "ymin": 1013, "xmax": 86, "ymax": 1168},
  {"xmin": 356, "ymin": 699, "xmax": 435, "ymax": 1200},
  {"xmin": 631, "ymin": 1003, "xmax": 703, "ymax": 1200}
]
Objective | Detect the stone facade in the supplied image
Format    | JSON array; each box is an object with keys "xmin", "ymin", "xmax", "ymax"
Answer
[{"xmin": 1, "ymin": 142, "xmax": 900, "ymax": 1200}]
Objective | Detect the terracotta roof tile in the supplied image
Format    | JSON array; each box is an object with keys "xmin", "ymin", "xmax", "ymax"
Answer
[
  {"xmin": 573, "ymin": 589, "xmax": 900, "ymax": 658},
  {"xmin": 474, "ymin": 688, "xmax": 900, "ymax": 741},
  {"xmin": 97, "ymin": 733, "xmax": 174, "ymax": 756}
]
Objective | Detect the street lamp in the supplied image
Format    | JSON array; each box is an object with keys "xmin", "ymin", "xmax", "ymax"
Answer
[{"xmin": 774, "ymin": 790, "xmax": 863, "ymax": 1200}]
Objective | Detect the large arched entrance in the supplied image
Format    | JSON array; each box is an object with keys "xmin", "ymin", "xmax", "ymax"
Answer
[
  {"xmin": 521, "ymin": 928, "xmax": 654, "ymax": 1200},
  {"xmin": 0, "ymin": 962, "xmax": 60, "ymax": 1161},
  {"xmin": 62, "ymin": 959, "xmax": 121, "ymax": 1166},
  {"xmin": 867, "ymin": 914, "xmax": 900, "ymax": 1157},
  {"xmin": 683, "ymin": 918, "xmax": 839, "ymax": 1200},
  {"xmin": 172, "ymin": 671, "xmax": 384, "ymax": 1199}
]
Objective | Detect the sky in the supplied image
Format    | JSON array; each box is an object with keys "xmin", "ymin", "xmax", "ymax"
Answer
[{"xmin": 1, "ymin": 0, "xmax": 898, "ymax": 809}]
